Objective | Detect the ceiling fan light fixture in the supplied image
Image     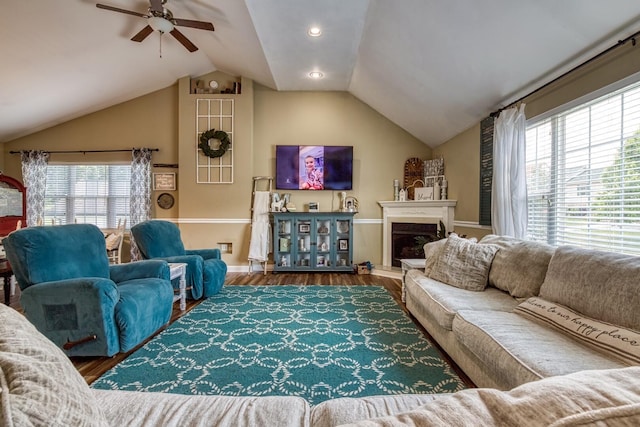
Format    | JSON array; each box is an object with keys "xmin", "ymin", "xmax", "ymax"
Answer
[{"xmin": 148, "ymin": 16, "xmax": 174, "ymax": 33}]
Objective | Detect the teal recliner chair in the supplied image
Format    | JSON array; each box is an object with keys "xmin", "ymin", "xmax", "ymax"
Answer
[
  {"xmin": 3, "ymin": 224, "xmax": 174, "ymax": 357},
  {"xmin": 131, "ymin": 220, "xmax": 227, "ymax": 299}
]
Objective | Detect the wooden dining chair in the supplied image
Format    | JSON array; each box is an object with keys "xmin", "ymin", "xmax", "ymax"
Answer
[{"xmin": 106, "ymin": 218, "xmax": 126, "ymax": 264}]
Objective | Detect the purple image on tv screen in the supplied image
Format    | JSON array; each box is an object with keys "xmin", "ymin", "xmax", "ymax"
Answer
[{"xmin": 298, "ymin": 146, "xmax": 324, "ymax": 190}]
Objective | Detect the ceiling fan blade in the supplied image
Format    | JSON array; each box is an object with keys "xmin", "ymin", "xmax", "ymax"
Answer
[
  {"xmin": 173, "ymin": 18, "xmax": 214, "ymax": 31},
  {"xmin": 131, "ymin": 25, "xmax": 154, "ymax": 42},
  {"xmin": 170, "ymin": 28, "xmax": 198, "ymax": 52},
  {"xmin": 149, "ymin": 0, "xmax": 163, "ymax": 14},
  {"xmin": 96, "ymin": 4, "xmax": 147, "ymax": 18}
]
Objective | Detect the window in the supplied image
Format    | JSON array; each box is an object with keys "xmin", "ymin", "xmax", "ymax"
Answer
[
  {"xmin": 45, "ymin": 165, "xmax": 130, "ymax": 228},
  {"xmin": 526, "ymin": 79, "xmax": 640, "ymax": 255}
]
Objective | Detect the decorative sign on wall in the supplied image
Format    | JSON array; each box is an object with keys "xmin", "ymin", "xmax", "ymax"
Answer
[
  {"xmin": 196, "ymin": 98, "xmax": 234, "ymax": 184},
  {"xmin": 153, "ymin": 173, "xmax": 176, "ymax": 191}
]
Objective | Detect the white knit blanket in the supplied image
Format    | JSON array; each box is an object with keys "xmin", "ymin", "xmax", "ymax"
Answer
[{"xmin": 248, "ymin": 191, "xmax": 271, "ymax": 262}]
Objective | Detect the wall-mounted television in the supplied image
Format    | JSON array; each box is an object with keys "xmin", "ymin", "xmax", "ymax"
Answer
[{"xmin": 275, "ymin": 145, "xmax": 353, "ymax": 190}]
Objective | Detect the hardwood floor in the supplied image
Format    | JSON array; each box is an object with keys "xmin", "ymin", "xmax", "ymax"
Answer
[{"xmin": 9, "ymin": 272, "xmax": 474, "ymax": 387}]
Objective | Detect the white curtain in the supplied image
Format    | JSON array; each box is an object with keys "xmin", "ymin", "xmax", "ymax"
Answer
[
  {"xmin": 20, "ymin": 150, "xmax": 50, "ymax": 227},
  {"xmin": 491, "ymin": 104, "xmax": 528, "ymax": 238},
  {"xmin": 129, "ymin": 148, "xmax": 153, "ymax": 261}
]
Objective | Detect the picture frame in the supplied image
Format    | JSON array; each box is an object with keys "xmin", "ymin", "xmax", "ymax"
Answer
[
  {"xmin": 308, "ymin": 202, "xmax": 319, "ymax": 212},
  {"xmin": 279, "ymin": 238, "xmax": 290, "ymax": 252},
  {"xmin": 298, "ymin": 223, "xmax": 310, "ymax": 233},
  {"xmin": 338, "ymin": 239, "xmax": 349, "ymax": 251},
  {"xmin": 153, "ymin": 173, "xmax": 176, "ymax": 191},
  {"xmin": 337, "ymin": 221, "xmax": 349, "ymax": 233}
]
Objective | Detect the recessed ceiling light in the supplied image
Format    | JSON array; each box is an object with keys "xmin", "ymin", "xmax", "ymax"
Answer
[
  {"xmin": 309, "ymin": 71, "xmax": 324, "ymax": 79},
  {"xmin": 308, "ymin": 26, "xmax": 322, "ymax": 37}
]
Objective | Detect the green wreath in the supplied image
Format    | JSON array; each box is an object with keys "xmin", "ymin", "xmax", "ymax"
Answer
[{"xmin": 198, "ymin": 129, "xmax": 231, "ymax": 158}]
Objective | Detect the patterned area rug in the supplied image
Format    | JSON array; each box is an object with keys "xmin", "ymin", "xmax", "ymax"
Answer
[{"xmin": 92, "ymin": 285, "xmax": 466, "ymax": 404}]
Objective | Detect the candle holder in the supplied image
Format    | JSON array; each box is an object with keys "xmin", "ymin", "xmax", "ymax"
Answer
[{"xmin": 441, "ymin": 177, "xmax": 448, "ymax": 200}]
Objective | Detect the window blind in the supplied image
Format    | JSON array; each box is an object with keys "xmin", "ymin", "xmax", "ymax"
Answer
[
  {"xmin": 526, "ymin": 80, "xmax": 640, "ymax": 255},
  {"xmin": 45, "ymin": 165, "xmax": 131, "ymax": 228}
]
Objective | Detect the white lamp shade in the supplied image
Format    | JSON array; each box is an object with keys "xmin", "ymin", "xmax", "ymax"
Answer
[{"xmin": 148, "ymin": 16, "xmax": 174, "ymax": 33}]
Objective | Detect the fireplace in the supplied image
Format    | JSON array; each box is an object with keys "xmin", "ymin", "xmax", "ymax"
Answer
[
  {"xmin": 378, "ymin": 200, "xmax": 456, "ymax": 268},
  {"xmin": 391, "ymin": 222, "xmax": 438, "ymax": 267}
]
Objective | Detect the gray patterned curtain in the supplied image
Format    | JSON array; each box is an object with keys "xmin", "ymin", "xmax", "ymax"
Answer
[
  {"xmin": 20, "ymin": 150, "xmax": 50, "ymax": 227},
  {"xmin": 129, "ymin": 148, "xmax": 153, "ymax": 261}
]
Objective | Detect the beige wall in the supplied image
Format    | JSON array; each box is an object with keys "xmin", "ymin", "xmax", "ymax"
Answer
[
  {"xmin": 433, "ymin": 123, "xmax": 480, "ymax": 236},
  {"xmin": 250, "ymin": 84, "xmax": 431, "ymax": 266},
  {"xmin": 251, "ymin": 84, "xmax": 431, "ymax": 216},
  {"xmin": 2, "ymin": 72, "xmax": 431, "ymax": 269},
  {"xmin": 4, "ymin": 86, "xmax": 179, "ymax": 179},
  {"xmin": 174, "ymin": 71, "xmax": 256, "ymax": 266},
  {"xmin": 435, "ymin": 42, "xmax": 640, "ymax": 241}
]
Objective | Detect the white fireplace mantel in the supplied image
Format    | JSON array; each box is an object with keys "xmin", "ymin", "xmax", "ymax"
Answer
[{"xmin": 378, "ymin": 200, "xmax": 457, "ymax": 268}]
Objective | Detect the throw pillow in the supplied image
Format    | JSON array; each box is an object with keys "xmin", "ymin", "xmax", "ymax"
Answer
[
  {"xmin": 423, "ymin": 238, "xmax": 448, "ymax": 276},
  {"xmin": 0, "ymin": 305, "xmax": 109, "ymax": 427},
  {"xmin": 479, "ymin": 234, "xmax": 555, "ymax": 298},
  {"xmin": 429, "ymin": 235, "xmax": 500, "ymax": 291},
  {"xmin": 514, "ymin": 297, "xmax": 640, "ymax": 365}
]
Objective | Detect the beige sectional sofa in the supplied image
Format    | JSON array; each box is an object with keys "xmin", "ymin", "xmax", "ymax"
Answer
[
  {"xmin": 3, "ymin": 234, "xmax": 640, "ymax": 426},
  {"xmin": 405, "ymin": 234, "xmax": 640, "ymax": 390}
]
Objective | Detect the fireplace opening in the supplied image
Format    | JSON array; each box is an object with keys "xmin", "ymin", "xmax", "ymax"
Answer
[{"xmin": 391, "ymin": 222, "xmax": 438, "ymax": 267}]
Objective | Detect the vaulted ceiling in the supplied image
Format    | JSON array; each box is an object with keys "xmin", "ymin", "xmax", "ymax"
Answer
[{"xmin": 3, "ymin": 0, "xmax": 640, "ymax": 146}]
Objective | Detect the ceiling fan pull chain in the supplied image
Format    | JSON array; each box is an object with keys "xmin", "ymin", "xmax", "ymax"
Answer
[{"xmin": 159, "ymin": 32, "xmax": 163, "ymax": 58}]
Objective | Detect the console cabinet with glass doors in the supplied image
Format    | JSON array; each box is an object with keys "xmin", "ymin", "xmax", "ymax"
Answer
[{"xmin": 272, "ymin": 212, "xmax": 355, "ymax": 273}]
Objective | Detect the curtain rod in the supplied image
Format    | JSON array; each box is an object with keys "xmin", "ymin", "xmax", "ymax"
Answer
[
  {"xmin": 9, "ymin": 148, "xmax": 159, "ymax": 154},
  {"xmin": 490, "ymin": 28, "xmax": 640, "ymax": 118}
]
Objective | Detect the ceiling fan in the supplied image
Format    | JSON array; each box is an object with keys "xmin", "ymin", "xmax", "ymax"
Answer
[{"xmin": 96, "ymin": 0, "xmax": 214, "ymax": 53}]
